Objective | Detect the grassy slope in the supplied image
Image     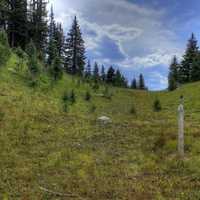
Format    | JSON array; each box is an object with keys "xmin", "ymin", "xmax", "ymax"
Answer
[{"xmin": 1, "ymin": 54, "xmax": 200, "ymax": 200}]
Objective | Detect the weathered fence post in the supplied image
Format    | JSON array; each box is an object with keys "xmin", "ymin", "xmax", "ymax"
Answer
[{"xmin": 178, "ymin": 96, "xmax": 184, "ymax": 158}]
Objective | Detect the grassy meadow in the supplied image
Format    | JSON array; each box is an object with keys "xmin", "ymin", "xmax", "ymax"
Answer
[{"xmin": 1, "ymin": 53, "xmax": 200, "ymax": 199}]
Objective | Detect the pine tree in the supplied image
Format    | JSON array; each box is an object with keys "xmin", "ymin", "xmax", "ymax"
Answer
[
  {"xmin": 106, "ymin": 66, "xmax": 115, "ymax": 84},
  {"xmin": 101, "ymin": 65, "xmax": 106, "ymax": 82},
  {"xmin": 7, "ymin": 0, "xmax": 28, "ymax": 49},
  {"xmin": 191, "ymin": 53, "xmax": 200, "ymax": 82},
  {"xmin": 28, "ymin": 0, "xmax": 48, "ymax": 55},
  {"xmin": 64, "ymin": 16, "xmax": 86, "ymax": 75},
  {"xmin": 139, "ymin": 74, "xmax": 145, "ymax": 90},
  {"xmin": 50, "ymin": 55, "xmax": 63, "ymax": 81},
  {"xmin": 54, "ymin": 22, "xmax": 65, "ymax": 58},
  {"xmin": 47, "ymin": 6, "xmax": 56, "ymax": 65},
  {"xmin": 168, "ymin": 56, "xmax": 179, "ymax": 91},
  {"xmin": 26, "ymin": 40, "xmax": 39, "ymax": 80},
  {"xmin": 0, "ymin": 0, "xmax": 8, "ymax": 30},
  {"xmin": 153, "ymin": 98, "xmax": 162, "ymax": 112},
  {"xmin": 179, "ymin": 33, "xmax": 199, "ymax": 83},
  {"xmin": 131, "ymin": 78, "xmax": 137, "ymax": 89},
  {"xmin": 93, "ymin": 62, "xmax": 100, "ymax": 81},
  {"xmin": 85, "ymin": 60, "xmax": 91, "ymax": 78}
]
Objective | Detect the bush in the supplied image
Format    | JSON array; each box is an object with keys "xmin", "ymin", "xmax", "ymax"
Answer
[
  {"xmin": 0, "ymin": 31, "xmax": 10, "ymax": 66},
  {"xmin": 69, "ymin": 90, "xmax": 76, "ymax": 104},
  {"xmin": 103, "ymin": 86, "xmax": 112, "ymax": 99},
  {"xmin": 89, "ymin": 104, "xmax": 96, "ymax": 113},
  {"xmin": 85, "ymin": 91, "xmax": 91, "ymax": 101},
  {"xmin": 130, "ymin": 105, "xmax": 136, "ymax": 114},
  {"xmin": 153, "ymin": 98, "xmax": 162, "ymax": 112},
  {"xmin": 13, "ymin": 47, "xmax": 27, "ymax": 59}
]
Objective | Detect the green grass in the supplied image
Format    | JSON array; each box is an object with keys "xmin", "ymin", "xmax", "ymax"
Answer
[{"xmin": 1, "ymin": 53, "xmax": 200, "ymax": 199}]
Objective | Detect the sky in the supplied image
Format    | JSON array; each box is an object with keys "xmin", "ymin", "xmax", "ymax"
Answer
[{"xmin": 49, "ymin": 0, "xmax": 200, "ymax": 90}]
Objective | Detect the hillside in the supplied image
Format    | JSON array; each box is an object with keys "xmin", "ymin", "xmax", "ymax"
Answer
[{"xmin": 1, "ymin": 53, "xmax": 200, "ymax": 200}]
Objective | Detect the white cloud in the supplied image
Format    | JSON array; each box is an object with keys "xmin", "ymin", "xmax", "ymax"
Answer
[{"xmin": 49, "ymin": 0, "xmax": 183, "ymax": 89}]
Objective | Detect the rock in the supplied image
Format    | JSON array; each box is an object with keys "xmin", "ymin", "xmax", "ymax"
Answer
[{"xmin": 97, "ymin": 116, "xmax": 112, "ymax": 125}]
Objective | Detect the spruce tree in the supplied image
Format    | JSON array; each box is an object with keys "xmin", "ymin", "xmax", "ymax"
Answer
[
  {"xmin": 28, "ymin": 0, "xmax": 48, "ymax": 55},
  {"xmin": 191, "ymin": 53, "xmax": 200, "ymax": 82},
  {"xmin": 168, "ymin": 56, "xmax": 179, "ymax": 91},
  {"xmin": 26, "ymin": 40, "xmax": 39, "ymax": 80},
  {"xmin": 7, "ymin": 0, "xmax": 28, "ymax": 49},
  {"xmin": 85, "ymin": 60, "xmax": 91, "ymax": 78},
  {"xmin": 93, "ymin": 62, "xmax": 100, "ymax": 82},
  {"xmin": 131, "ymin": 78, "xmax": 137, "ymax": 89},
  {"xmin": 179, "ymin": 33, "xmax": 199, "ymax": 83},
  {"xmin": 64, "ymin": 16, "xmax": 86, "ymax": 75},
  {"xmin": 106, "ymin": 66, "xmax": 115, "ymax": 84},
  {"xmin": 139, "ymin": 74, "xmax": 145, "ymax": 90},
  {"xmin": 47, "ymin": 5, "xmax": 56, "ymax": 65},
  {"xmin": 50, "ymin": 55, "xmax": 63, "ymax": 81},
  {"xmin": 101, "ymin": 65, "xmax": 106, "ymax": 82},
  {"xmin": 54, "ymin": 23, "xmax": 65, "ymax": 58}
]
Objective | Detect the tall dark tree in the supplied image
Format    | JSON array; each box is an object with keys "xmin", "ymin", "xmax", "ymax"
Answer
[
  {"xmin": 64, "ymin": 16, "xmax": 86, "ymax": 75},
  {"xmin": 47, "ymin": 5, "xmax": 56, "ymax": 65},
  {"xmin": 0, "ymin": 0, "xmax": 8, "ymax": 30},
  {"xmin": 139, "ymin": 74, "xmax": 145, "ymax": 90},
  {"xmin": 179, "ymin": 33, "xmax": 199, "ymax": 83},
  {"xmin": 93, "ymin": 62, "xmax": 100, "ymax": 81},
  {"xmin": 50, "ymin": 55, "xmax": 63, "ymax": 81},
  {"xmin": 54, "ymin": 22, "xmax": 65, "ymax": 58},
  {"xmin": 7, "ymin": 0, "xmax": 28, "ymax": 49},
  {"xmin": 168, "ymin": 56, "xmax": 179, "ymax": 91},
  {"xmin": 106, "ymin": 66, "xmax": 115, "ymax": 84},
  {"xmin": 101, "ymin": 65, "xmax": 106, "ymax": 82},
  {"xmin": 131, "ymin": 78, "xmax": 137, "ymax": 89},
  {"xmin": 85, "ymin": 60, "xmax": 91, "ymax": 78},
  {"xmin": 29, "ymin": 0, "xmax": 48, "ymax": 55}
]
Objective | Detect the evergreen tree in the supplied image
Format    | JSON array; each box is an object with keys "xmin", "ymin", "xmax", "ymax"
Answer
[
  {"xmin": 54, "ymin": 22, "xmax": 65, "ymax": 58},
  {"xmin": 26, "ymin": 40, "xmax": 39, "ymax": 80},
  {"xmin": 101, "ymin": 65, "xmax": 106, "ymax": 82},
  {"xmin": 168, "ymin": 56, "xmax": 179, "ymax": 91},
  {"xmin": 28, "ymin": 0, "xmax": 48, "ymax": 55},
  {"xmin": 106, "ymin": 66, "xmax": 115, "ymax": 84},
  {"xmin": 131, "ymin": 78, "xmax": 137, "ymax": 89},
  {"xmin": 93, "ymin": 62, "xmax": 100, "ymax": 81},
  {"xmin": 50, "ymin": 55, "xmax": 63, "ymax": 81},
  {"xmin": 64, "ymin": 16, "xmax": 86, "ymax": 75},
  {"xmin": 153, "ymin": 98, "xmax": 162, "ymax": 112},
  {"xmin": 114, "ymin": 69, "xmax": 127, "ymax": 87},
  {"xmin": 179, "ymin": 33, "xmax": 199, "ymax": 83},
  {"xmin": 191, "ymin": 53, "xmax": 200, "ymax": 82},
  {"xmin": 47, "ymin": 6, "xmax": 56, "ymax": 65},
  {"xmin": 69, "ymin": 89, "xmax": 76, "ymax": 104},
  {"xmin": 7, "ymin": 0, "xmax": 28, "ymax": 49},
  {"xmin": 139, "ymin": 74, "xmax": 145, "ymax": 90},
  {"xmin": 85, "ymin": 60, "xmax": 91, "ymax": 78}
]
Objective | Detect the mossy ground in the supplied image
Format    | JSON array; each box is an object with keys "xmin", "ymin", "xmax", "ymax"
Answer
[{"xmin": 1, "ymin": 53, "xmax": 200, "ymax": 199}]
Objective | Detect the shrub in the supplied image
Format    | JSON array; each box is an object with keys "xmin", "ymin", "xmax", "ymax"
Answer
[
  {"xmin": 89, "ymin": 104, "xmax": 96, "ymax": 113},
  {"xmin": 103, "ymin": 86, "xmax": 112, "ymax": 99},
  {"xmin": 85, "ymin": 91, "xmax": 91, "ymax": 101},
  {"xmin": 69, "ymin": 90, "xmax": 76, "ymax": 104},
  {"xmin": 130, "ymin": 105, "xmax": 136, "ymax": 114},
  {"xmin": 153, "ymin": 98, "xmax": 162, "ymax": 112}
]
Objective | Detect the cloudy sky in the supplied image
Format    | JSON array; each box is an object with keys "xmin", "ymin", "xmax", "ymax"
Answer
[{"xmin": 49, "ymin": 0, "xmax": 200, "ymax": 90}]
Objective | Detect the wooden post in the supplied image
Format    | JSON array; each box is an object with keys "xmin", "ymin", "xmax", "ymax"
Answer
[{"xmin": 178, "ymin": 99, "xmax": 184, "ymax": 158}]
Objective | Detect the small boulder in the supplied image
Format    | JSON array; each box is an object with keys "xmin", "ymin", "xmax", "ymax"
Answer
[{"xmin": 97, "ymin": 116, "xmax": 112, "ymax": 125}]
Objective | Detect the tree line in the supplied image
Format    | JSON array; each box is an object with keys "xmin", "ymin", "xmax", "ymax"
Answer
[
  {"xmin": 168, "ymin": 33, "xmax": 200, "ymax": 91},
  {"xmin": 0, "ymin": 0, "xmax": 147, "ymax": 89}
]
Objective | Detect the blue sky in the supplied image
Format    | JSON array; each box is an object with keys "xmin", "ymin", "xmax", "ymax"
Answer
[{"xmin": 49, "ymin": 0, "xmax": 200, "ymax": 90}]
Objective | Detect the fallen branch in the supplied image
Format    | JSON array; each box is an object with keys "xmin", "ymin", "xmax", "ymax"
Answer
[{"xmin": 38, "ymin": 185, "xmax": 84, "ymax": 199}]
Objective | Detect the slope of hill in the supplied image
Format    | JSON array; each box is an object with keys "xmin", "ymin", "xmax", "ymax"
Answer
[{"xmin": 1, "ymin": 53, "xmax": 200, "ymax": 200}]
